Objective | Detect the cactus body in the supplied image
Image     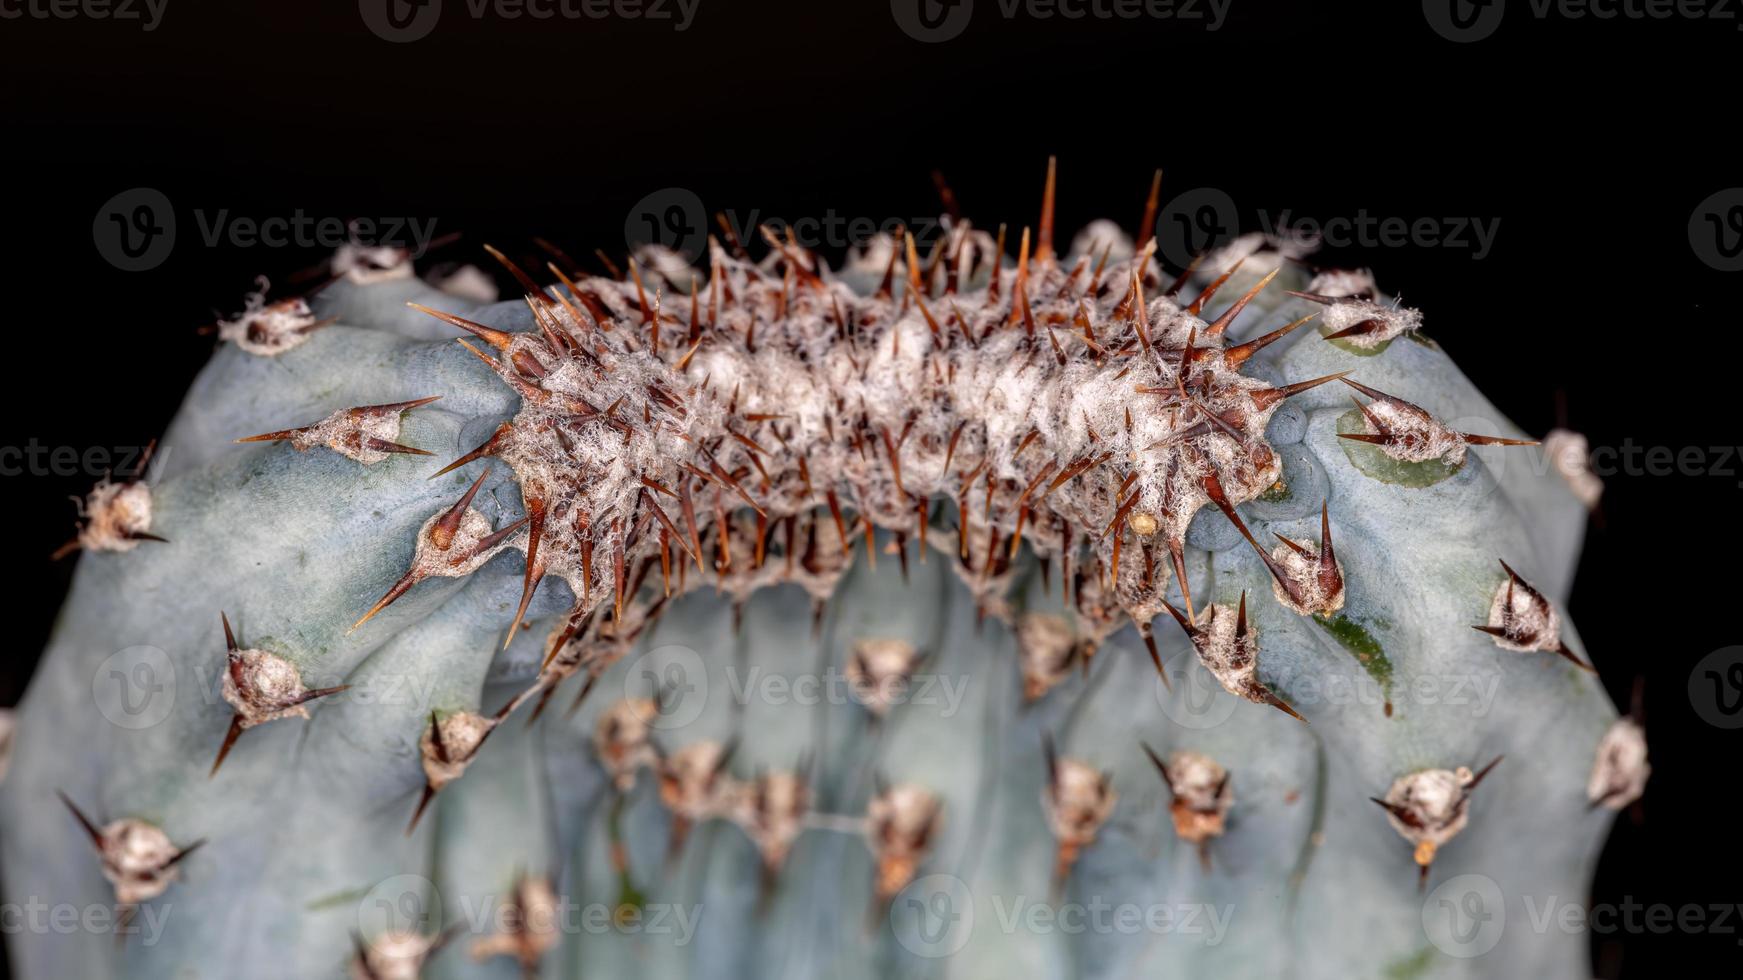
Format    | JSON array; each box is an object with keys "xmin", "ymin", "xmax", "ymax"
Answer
[{"xmin": 1, "ymin": 171, "xmax": 1631, "ymax": 979}]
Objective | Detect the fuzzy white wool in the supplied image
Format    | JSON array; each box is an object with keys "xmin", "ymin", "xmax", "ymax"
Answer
[
  {"xmin": 1017, "ymin": 613, "xmax": 1079, "ymax": 700},
  {"xmin": 1269, "ymin": 537, "xmax": 1347, "ymax": 615},
  {"xmin": 1044, "ymin": 758, "xmax": 1117, "ymax": 847},
  {"xmin": 429, "ymin": 263, "xmax": 499, "ymax": 303},
  {"xmin": 1486, "ymin": 572, "xmax": 1562, "ymax": 652},
  {"xmin": 1381, "ymin": 767, "xmax": 1477, "ymax": 853},
  {"xmin": 1305, "ymin": 268, "xmax": 1378, "ymax": 299},
  {"xmin": 1167, "ymin": 751, "xmax": 1231, "ymax": 813},
  {"xmin": 1320, "ymin": 297, "xmax": 1423, "ymax": 350},
  {"xmin": 99, "ymin": 820, "xmax": 182, "ymax": 905},
  {"xmin": 332, "ymin": 244, "xmax": 412, "ymax": 284},
  {"xmin": 1544, "ymin": 428, "xmax": 1602, "ymax": 508},
  {"xmin": 218, "ymin": 278, "xmax": 323, "ymax": 356},
  {"xmin": 223, "ymin": 649, "xmax": 318, "ymax": 729},
  {"xmin": 72, "ymin": 480, "xmax": 154, "ymax": 554},
  {"xmin": 1361, "ymin": 396, "xmax": 1466, "ymax": 464},
  {"xmin": 352, "ymin": 931, "xmax": 439, "ymax": 980},
  {"xmin": 1587, "ymin": 718, "xmax": 1649, "ymax": 811},
  {"xmin": 419, "ymin": 711, "xmax": 494, "ymax": 792}
]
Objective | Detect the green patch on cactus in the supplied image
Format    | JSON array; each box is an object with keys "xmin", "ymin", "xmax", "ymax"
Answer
[
  {"xmin": 304, "ymin": 887, "xmax": 370, "ymax": 912},
  {"xmin": 614, "ymin": 876, "xmax": 648, "ymax": 923},
  {"xmin": 1336, "ymin": 409, "xmax": 1464, "ymax": 487},
  {"xmin": 1317, "ymin": 322, "xmax": 1393, "ymax": 356},
  {"xmin": 1383, "ymin": 946, "xmax": 1437, "ymax": 980},
  {"xmin": 1257, "ymin": 478, "xmax": 1291, "ymax": 503},
  {"xmin": 1314, "ymin": 613, "xmax": 1394, "ymax": 711},
  {"xmin": 607, "ymin": 793, "xmax": 648, "ymax": 916}
]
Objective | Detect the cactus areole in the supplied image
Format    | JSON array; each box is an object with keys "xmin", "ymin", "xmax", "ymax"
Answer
[{"xmin": 1, "ymin": 163, "xmax": 1633, "ymax": 979}]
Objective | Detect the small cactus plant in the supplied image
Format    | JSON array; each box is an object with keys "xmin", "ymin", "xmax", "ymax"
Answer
[{"xmin": 1, "ymin": 162, "xmax": 1641, "ymax": 979}]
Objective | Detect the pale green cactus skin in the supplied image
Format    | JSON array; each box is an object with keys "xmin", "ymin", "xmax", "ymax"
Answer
[{"xmin": 0, "ymin": 224, "xmax": 1618, "ymax": 980}]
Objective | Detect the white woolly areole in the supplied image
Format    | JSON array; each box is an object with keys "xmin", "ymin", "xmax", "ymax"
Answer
[
  {"xmin": 98, "ymin": 819, "xmax": 182, "ymax": 905},
  {"xmin": 735, "ymin": 770, "xmax": 809, "ymax": 869},
  {"xmin": 1320, "ymin": 297, "xmax": 1423, "ymax": 350},
  {"xmin": 267, "ymin": 403, "xmax": 423, "ymax": 465},
  {"xmin": 1200, "ymin": 232, "xmax": 1314, "ymax": 279},
  {"xmin": 430, "ymin": 264, "xmax": 499, "ymax": 303},
  {"xmin": 1485, "ymin": 570, "xmax": 1563, "ymax": 652},
  {"xmin": 1381, "ymin": 766, "xmax": 1477, "ymax": 862},
  {"xmin": 71, "ymin": 480, "xmax": 154, "ymax": 554},
  {"xmin": 1043, "ymin": 758, "xmax": 1117, "ymax": 849},
  {"xmin": 1017, "ymin": 613, "xmax": 1080, "ymax": 701},
  {"xmin": 592, "ymin": 698, "xmax": 660, "ymax": 792},
  {"xmin": 217, "ymin": 279, "xmax": 322, "ymax": 356},
  {"xmin": 1165, "ymin": 750, "xmax": 1232, "ymax": 844},
  {"xmin": 470, "ymin": 876, "xmax": 561, "ymax": 966},
  {"xmin": 222, "ymin": 648, "xmax": 317, "ymax": 729},
  {"xmin": 332, "ymin": 244, "xmax": 413, "ymax": 284},
  {"xmin": 420, "ymin": 711, "xmax": 494, "ymax": 792},
  {"xmin": 1268, "ymin": 538, "xmax": 1347, "ymax": 616},
  {"xmin": 1305, "ymin": 268, "xmax": 1378, "ymax": 300},
  {"xmin": 658, "ymin": 740, "xmax": 733, "ymax": 822},
  {"xmin": 846, "ymin": 638, "xmax": 919, "ymax": 717},
  {"xmin": 633, "ymin": 244, "xmax": 699, "ymax": 292},
  {"xmin": 410, "ymin": 505, "xmax": 522, "ymax": 582},
  {"xmin": 866, "ymin": 783, "xmax": 941, "ymax": 900},
  {"xmin": 1189, "ymin": 602, "xmax": 1272, "ymax": 707},
  {"xmin": 1544, "ymin": 428, "xmax": 1602, "ymax": 508},
  {"xmin": 352, "ymin": 931, "xmax": 439, "ymax": 980},
  {"xmin": 1069, "ymin": 219, "xmax": 1134, "ymax": 265},
  {"xmin": 1587, "ymin": 717, "xmax": 1649, "ymax": 811},
  {"xmin": 1360, "ymin": 397, "xmax": 1466, "ymax": 464}
]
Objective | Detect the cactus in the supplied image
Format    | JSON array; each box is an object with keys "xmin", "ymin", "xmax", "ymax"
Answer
[{"xmin": 0, "ymin": 163, "xmax": 1641, "ymax": 979}]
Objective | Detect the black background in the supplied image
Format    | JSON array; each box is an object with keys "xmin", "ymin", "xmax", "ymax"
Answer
[{"xmin": 3, "ymin": 0, "xmax": 1740, "ymax": 974}]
